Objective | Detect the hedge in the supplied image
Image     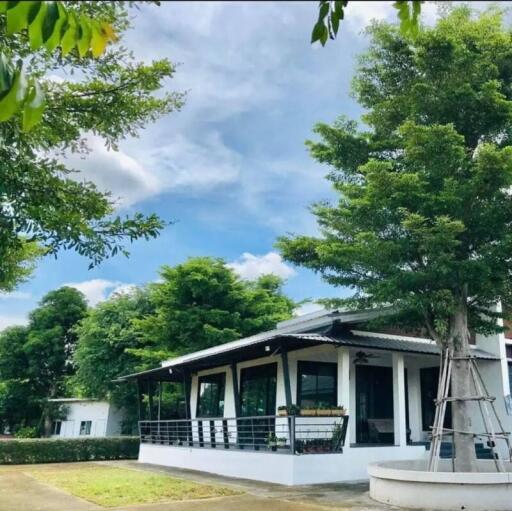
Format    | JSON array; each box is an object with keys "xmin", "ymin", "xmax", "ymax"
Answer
[{"xmin": 0, "ymin": 436, "xmax": 139, "ymax": 464}]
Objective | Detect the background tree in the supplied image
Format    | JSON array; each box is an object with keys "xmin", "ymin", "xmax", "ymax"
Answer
[
  {"xmin": 278, "ymin": 7, "xmax": 512, "ymax": 472},
  {"xmin": 138, "ymin": 257, "xmax": 297, "ymax": 356},
  {"xmin": 71, "ymin": 288, "xmax": 155, "ymax": 432},
  {"xmin": 0, "ymin": 286, "xmax": 87, "ymax": 434},
  {"xmin": 72, "ymin": 257, "xmax": 297, "ymax": 429},
  {"xmin": 0, "ymin": 1, "xmax": 184, "ymax": 291}
]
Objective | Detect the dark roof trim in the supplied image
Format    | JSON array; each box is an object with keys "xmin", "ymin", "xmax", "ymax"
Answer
[{"xmin": 117, "ymin": 331, "xmax": 498, "ymax": 382}]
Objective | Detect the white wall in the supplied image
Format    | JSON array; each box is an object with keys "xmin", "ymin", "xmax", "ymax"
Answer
[
  {"xmin": 53, "ymin": 401, "xmax": 124, "ymax": 438},
  {"xmin": 139, "ymin": 443, "xmax": 427, "ymax": 485}
]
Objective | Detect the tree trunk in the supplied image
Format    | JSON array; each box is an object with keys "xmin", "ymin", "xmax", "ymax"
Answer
[{"xmin": 449, "ymin": 298, "xmax": 477, "ymax": 472}]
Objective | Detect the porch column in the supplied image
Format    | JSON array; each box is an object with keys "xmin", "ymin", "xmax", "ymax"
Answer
[
  {"xmin": 337, "ymin": 347, "xmax": 351, "ymax": 449},
  {"xmin": 281, "ymin": 349, "xmax": 292, "ymax": 408},
  {"xmin": 231, "ymin": 363, "xmax": 240, "ymax": 417},
  {"xmin": 392, "ymin": 352, "xmax": 407, "ymax": 447}
]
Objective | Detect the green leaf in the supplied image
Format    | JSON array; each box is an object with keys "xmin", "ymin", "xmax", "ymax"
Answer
[
  {"xmin": 0, "ymin": 67, "xmax": 28, "ymax": 122},
  {"xmin": 27, "ymin": 0, "xmax": 41, "ymax": 24},
  {"xmin": 28, "ymin": 1, "xmax": 46, "ymax": 50},
  {"xmin": 334, "ymin": 0, "xmax": 346, "ymax": 20},
  {"xmin": 44, "ymin": 2, "xmax": 66, "ymax": 51},
  {"xmin": 318, "ymin": 1, "xmax": 329, "ymax": 21},
  {"xmin": 311, "ymin": 20, "xmax": 327, "ymax": 44},
  {"xmin": 41, "ymin": 1, "xmax": 59, "ymax": 43},
  {"xmin": 60, "ymin": 11, "xmax": 78, "ymax": 56},
  {"xmin": 330, "ymin": 13, "xmax": 340, "ymax": 36},
  {"xmin": 0, "ymin": 2, "xmax": 8, "ymax": 13},
  {"xmin": 0, "ymin": 53, "xmax": 15, "ymax": 96},
  {"xmin": 6, "ymin": 0, "xmax": 32, "ymax": 35},
  {"xmin": 77, "ymin": 15, "xmax": 92, "ymax": 57},
  {"xmin": 22, "ymin": 80, "xmax": 45, "ymax": 131},
  {"xmin": 90, "ymin": 21, "xmax": 108, "ymax": 58}
]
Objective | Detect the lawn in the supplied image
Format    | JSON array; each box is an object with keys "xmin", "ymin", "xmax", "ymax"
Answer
[{"xmin": 28, "ymin": 465, "xmax": 241, "ymax": 507}]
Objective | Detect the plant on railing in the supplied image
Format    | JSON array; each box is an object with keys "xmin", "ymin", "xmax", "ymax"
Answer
[
  {"xmin": 330, "ymin": 421, "xmax": 345, "ymax": 452},
  {"xmin": 267, "ymin": 433, "xmax": 287, "ymax": 451},
  {"xmin": 278, "ymin": 404, "xmax": 301, "ymax": 416},
  {"xmin": 299, "ymin": 405, "xmax": 346, "ymax": 417}
]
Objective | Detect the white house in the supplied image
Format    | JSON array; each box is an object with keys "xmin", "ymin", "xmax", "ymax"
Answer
[
  {"xmin": 120, "ymin": 308, "xmax": 512, "ymax": 485},
  {"xmin": 48, "ymin": 398, "xmax": 125, "ymax": 438}
]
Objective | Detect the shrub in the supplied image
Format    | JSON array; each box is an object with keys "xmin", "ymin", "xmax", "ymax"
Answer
[
  {"xmin": 0, "ymin": 436, "xmax": 139, "ymax": 465},
  {"xmin": 14, "ymin": 426, "xmax": 39, "ymax": 439}
]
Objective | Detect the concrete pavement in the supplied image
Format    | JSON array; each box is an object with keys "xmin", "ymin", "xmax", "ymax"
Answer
[{"xmin": 0, "ymin": 461, "xmax": 402, "ymax": 511}]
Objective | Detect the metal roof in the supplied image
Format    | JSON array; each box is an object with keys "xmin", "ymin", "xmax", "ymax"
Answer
[
  {"xmin": 117, "ymin": 329, "xmax": 499, "ymax": 381},
  {"xmin": 285, "ymin": 333, "xmax": 499, "ymax": 360}
]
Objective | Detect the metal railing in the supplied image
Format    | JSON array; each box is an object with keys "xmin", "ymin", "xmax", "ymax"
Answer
[{"xmin": 139, "ymin": 414, "xmax": 349, "ymax": 455}]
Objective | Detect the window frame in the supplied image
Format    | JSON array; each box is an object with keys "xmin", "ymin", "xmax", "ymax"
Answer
[
  {"xmin": 296, "ymin": 360, "xmax": 338, "ymax": 408},
  {"xmin": 196, "ymin": 372, "xmax": 226, "ymax": 418},
  {"xmin": 53, "ymin": 420, "xmax": 62, "ymax": 435},
  {"xmin": 79, "ymin": 420, "xmax": 92, "ymax": 436},
  {"xmin": 239, "ymin": 362, "xmax": 278, "ymax": 417}
]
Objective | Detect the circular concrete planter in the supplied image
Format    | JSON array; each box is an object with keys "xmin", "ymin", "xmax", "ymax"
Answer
[{"xmin": 368, "ymin": 460, "xmax": 512, "ymax": 511}]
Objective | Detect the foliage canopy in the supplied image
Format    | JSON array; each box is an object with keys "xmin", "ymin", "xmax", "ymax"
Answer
[
  {"xmin": 279, "ymin": 7, "xmax": 512, "ymax": 470},
  {"xmin": 0, "ymin": 1, "xmax": 184, "ymax": 292}
]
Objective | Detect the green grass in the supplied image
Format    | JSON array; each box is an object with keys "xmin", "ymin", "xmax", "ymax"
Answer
[{"xmin": 28, "ymin": 465, "xmax": 241, "ymax": 507}]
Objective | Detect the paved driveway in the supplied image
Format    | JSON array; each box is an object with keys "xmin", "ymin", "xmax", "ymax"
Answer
[{"xmin": 0, "ymin": 461, "xmax": 398, "ymax": 511}]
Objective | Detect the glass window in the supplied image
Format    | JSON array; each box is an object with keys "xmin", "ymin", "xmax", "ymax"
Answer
[
  {"xmin": 420, "ymin": 367, "xmax": 451, "ymax": 431},
  {"xmin": 196, "ymin": 373, "xmax": 225, "ymax": 418},
  {"xmin": 79, "ymin": 420, "xmax": 92, "ymax": 436},
  {"xmin": 508, "ymin": 363, "xmax": 512, "ymax": 395},
  {"xmin": 240, "ymin": 363, "xmax": 277, "ymax": 417},
  {"xmin": 297, "ymin": 361, "xmax": 337, "ymax": 408},
  {"xmin": 53, "ymin": 420, "xmax": 62, "ymax": 435}
]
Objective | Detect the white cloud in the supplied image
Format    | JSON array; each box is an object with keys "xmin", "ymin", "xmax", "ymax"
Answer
[
  {"xmin": 0, "ymin": 291, "xmax": 32, "ymax": 300},
  {"xmin": 0, "ymin": 314, "xmax": 29, "ymax": 332},
  {"xmin": 294, "ymin": 302, "xmax": 325, "ymax": 317},
  {"xmin": 228, "ymin": 252, "xmax": 296, "ymax": 281},
  {"xmin": 64, "ymin": 279, "xmax": 135, "ymax": 306},
  {"xmin": 63, "ymin": 136, "xmax": 161, "ymax": 208},
  {"xmin": 146, "ymin": 132, "xmax": 241, "ymax": 193}
]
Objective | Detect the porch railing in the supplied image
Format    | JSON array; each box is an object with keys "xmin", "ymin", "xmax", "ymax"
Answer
[{"xmin": 139, "ymin": 414, "xmax": 349, "ymax": 455}]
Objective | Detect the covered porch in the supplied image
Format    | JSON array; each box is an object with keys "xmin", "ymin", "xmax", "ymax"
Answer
[{"xmin": 121, "ymin": 324, "xmax": 500, "ymax": 484}]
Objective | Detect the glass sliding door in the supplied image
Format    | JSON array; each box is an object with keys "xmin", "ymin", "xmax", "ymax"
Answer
[
  {"xmin": 239, "ymin": 363, "xmax": 277, "ymax": 448},
  {"xmin": 356, "ymin": 365, "xmax": 394, "ymax": 444}
]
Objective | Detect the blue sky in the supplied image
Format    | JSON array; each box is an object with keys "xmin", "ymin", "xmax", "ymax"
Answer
[{"xmin": 0, "ymin": 1, "xmax": 445, "ymax": 328}]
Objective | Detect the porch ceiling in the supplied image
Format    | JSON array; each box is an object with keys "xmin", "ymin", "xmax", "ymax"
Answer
[{"xmin": 117, "ymin": 330, "xmax": 498, "ymax": 382}]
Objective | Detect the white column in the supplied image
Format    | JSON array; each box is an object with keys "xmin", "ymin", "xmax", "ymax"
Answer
[
  {"xmin": 338, "ymin": 347, "xmax": 351, "ymax": 449},
  {"xmin": 392, "ymin": 352, "xmax": 407, "ymax": 447}
]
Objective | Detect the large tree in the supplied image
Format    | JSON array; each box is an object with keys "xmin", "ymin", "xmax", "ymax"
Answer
[
  {"xmin": 278, "ymin": 7, "xmax": 512, "ymax": 471},
  {"xmin": 72, "ymin": 257, "xmax": 297, "ymax": 428},
  {"xmin": 0, "ymin": 286, "xmax": 87, "ymax": 434},
  {"xmin": 0, "ymin": 1, "xmax": 184, "ymax": 291},
  {"xmin": 139, "ymin": 257, "xmax": 297, "ymax": 356}
]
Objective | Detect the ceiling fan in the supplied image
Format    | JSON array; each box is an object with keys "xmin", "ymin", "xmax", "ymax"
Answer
[{"xmin": 353, "ymin": 350, "xmax": 380, "ymax": 364}]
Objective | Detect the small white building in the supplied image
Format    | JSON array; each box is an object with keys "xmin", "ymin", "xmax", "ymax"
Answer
[
  {"xmin": 120, "ymin": 308, "xmax": 512, "ymax": 485},
  {"xmin": 48, "ymin": 398, "xmax": 125, "ymax": 438}
]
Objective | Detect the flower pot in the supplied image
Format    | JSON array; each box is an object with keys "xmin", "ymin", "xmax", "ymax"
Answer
[
  {"xmin": 316, "ymin": 409, "xmax": 331, "ymax": 417},
  {"xmin": 277, "ymin": 409, "xmax": 288, "ymax": 417},
  {"xmin": 300, "ymin": 409, "xmax": 317, "ymax": 417}
]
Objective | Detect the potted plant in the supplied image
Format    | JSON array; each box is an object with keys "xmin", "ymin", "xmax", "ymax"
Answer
[
  {"xmin": 287, "ymin": 404, "xmax": 300, "ymax": 416},
  {"xmin": 277, "ymin": 436, "xmax": 287, "ymax": 448},
  {"xmin": 267, "ymin": 432, "xmax": 278, "ymax": 451},
  {"xmin": 316, "ymin": 405, "xmax": 331, "ymax": 417},
  {"xmin": 331, "ymin": 405, "xmax": 346, "ymax": 416},
  {"xmin": 300, "ymin": 406, "xmax": 317, "ymax": 417},
  {"xmin": 277, "ymin": 405, "xmax": 288, "ymax": 417}
]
